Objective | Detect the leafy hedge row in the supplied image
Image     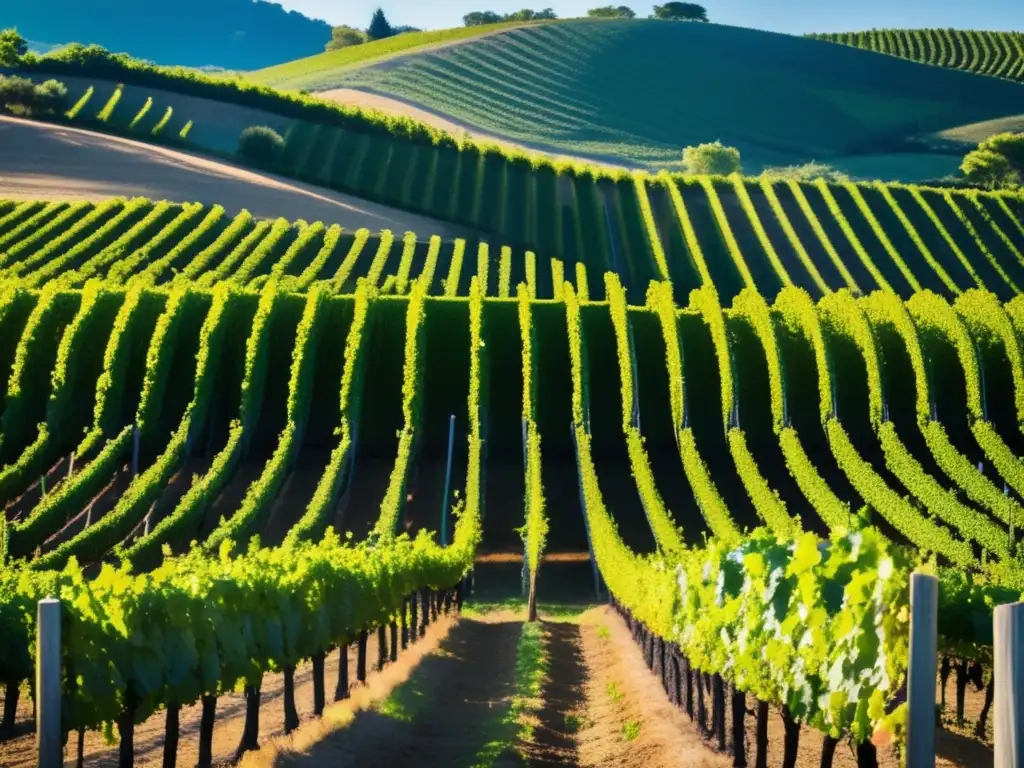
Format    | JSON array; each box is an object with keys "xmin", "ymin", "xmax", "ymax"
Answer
[
  {"xmin": 0, "ymin": 286, "xmax": 81, "ymax": 459},
  {"xmin": 119, "ymin": 286, "xmax": 250, "ymax": 567},
  {"xmin": 29, "ymin": 288, "xmax": 206, "ymax": 569},
  {"xmin": 0, "ymin": 283, "xmax": 120, "ymax": 503},
  {"xmin": 569, "ymin": 279, "xmax": 913, "ymax": 745},
  {"xmin": 870, "ymin": 183, "xmax": 958, "ymax": 295},
  {"xmin": 99, "ymin": 203, "xmax": 206, "ymax": 286},
  {"xmin": 52, "ymin": 202, "xmax": 176, "ymax": 288},
  {"xmin": 3, "ymin": 287, "xmax": 163, "ymax": 560},
  {"xmin": 0, "ymin": 202, "xmax": 99, "ymax": 273},
  {"xmin": 204, "ymin": 288, "xmax": 327, "ymax": 550},
  {"xmin": 606, "ymin": 274, "xmax": 685, "ymax": 556},
  {"xmin": 907, "ymin": 291, "xmax": 1024, "ymax": 497},
  {"xmin": 517, "ymin": 284, "xmax": 548, "ymax": 606},
  {"xmin": 842, "ymin": 182, "xmax": 920, "ymax": 292},
  {"xmin": 373, "ymin": 283, "xmax": 428, "ymax": 541},
  {"xmin": 647, "ymin": 283, "xmax": 739, "ymax": 544},
  {"xmin": 125, "ymin": 206, "xmax": 233, "ymax": 287},
  {"xmin": 862, "ymin": 291, "xmax": 1024, "ymax": 527}
]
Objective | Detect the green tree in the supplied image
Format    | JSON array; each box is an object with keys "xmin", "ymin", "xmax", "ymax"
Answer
[
  {"xmin": 682, "ymin": 141, "xmax": 741, "ymax": 175},
  {"xmin": 238, "ymin": 125, "xmax": 285, "ymax": 168},
  {"xmin": 463, "ymin": 11, "xmax": 504, "ymax": 25},
  {"xmin": 979, "ymin": 132, "xmax": 1024, "ymax": 173},
  {"xmin": 506, "ymin": 8, "xmax": 558, "ymax": 21},
  {"xmin": 325, "ymin": 25, "xmax": 367, "ymax": 51},
  {"xmin": 961, "ymin": 132, "xmax": 1024, "ymax": 189},
  {"xmin": 760, "ymin": 162, "xmax": 848, "ymax": 183},
  {"xmin": 0, "ymin": 28, "xmax": 28, "ymax": 66},
  {"xmin": 32, "ymin": 79, "xmax": 68, "ymax": 115},
  {"xmin": 366, "ymin": 8, "xmax": 395, "ymax": 40},
  {"xmin": 961, "ymin": 148, "xmax": 1018, "ymax": 189},
  {"xmin": 652, "ymin": 2, "xmax": 708, "ymax": 21},
  {"xmin": 588, "ymin": 6, "xmax": 636, "ymax": 18}
]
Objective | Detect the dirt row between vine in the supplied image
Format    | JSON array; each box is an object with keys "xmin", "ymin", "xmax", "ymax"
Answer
[
  {"xmin": 0, "ymin": 615, "xmax": 457, "ymax": 767},
  {"xmin": 242, "ymin": 606, "xmax": 736, "ymax": 768},
  {"xmin": 0, "ymin": 115, "xmax": 471, "ymax": 237}
]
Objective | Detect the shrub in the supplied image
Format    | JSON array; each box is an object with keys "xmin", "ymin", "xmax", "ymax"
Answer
[
  {"xmin": 978, "ymin": 132, "xmax": 1024, "ymax": 172},
  {"xmin": 325, "ymin": 25, "xmax": 367, "ymax": 51},
  {"xmin": 961, "ymin": 148, "xmax": 1018, "ymax": 189},
  {"xmin": 238, "ymin": 125, "xmax": 285, "ymax": 167},
  {"xmin": 33, "ymin": 79, "xmax": 68, "ymax": 115},
  {"xmin": 760, "ymin": 162, "xmax": 849, "ymax": 183},
  {"xmin": 0, "ymin": 75, "xmax": 36, "ymax": 109},
  {"xmin": 960, "ymin": 132, "xmax": 1024, "ymax": 189},
  {"xmin": 682, "ymin": 140, "xmax": 741, "ymax": 175},
  {"xmin": 0, "ymin": 74, "xmax": 67, "ymax": 116}
]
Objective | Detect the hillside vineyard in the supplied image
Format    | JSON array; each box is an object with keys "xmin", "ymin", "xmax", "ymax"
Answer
[
  {"xmin": 2, "ymin": 185, "xmax": 1024, "ymax": 745},
  {"xmin": 0, "ymin": 181, "xmax": 1020, "ymax": 308},
  {"xmin": 809, "ymin": 29, "xmax": 1024, "ymax": 83}
]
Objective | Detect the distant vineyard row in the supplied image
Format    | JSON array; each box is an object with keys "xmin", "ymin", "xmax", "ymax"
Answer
[
  {"xmin": 1, "ymin": 277, "xmax": 1020, "ymax": 744},
  {"xmin": 255, "ymin": 122, "xmax": 1024, "ymax": 305},
  {"xmin": 809, "ymin": 29, "xmax": 1024, "ymax": 83},
  {"xmin": 0, "ymin": 198, "xmax": 557, "ymax": 297},
  {"xmin": 2, "ymin": 165, "xmax": 1022, "ymax": 311}
]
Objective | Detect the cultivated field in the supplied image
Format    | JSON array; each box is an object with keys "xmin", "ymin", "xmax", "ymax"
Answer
[
  {"xmin": 285, "ymin": 19, "xmax": 1024, "ymax": 175},
  {"xmin": 247, "ymin": 20, "xmax": 542, "ymax": 91},
  {"xmin": 1, "ymin": 13, "xmax": 1023, "ymax": 768},
  {"xmin": 809, "ymin": 29, "xmax": 1024, "ymax": 83}
]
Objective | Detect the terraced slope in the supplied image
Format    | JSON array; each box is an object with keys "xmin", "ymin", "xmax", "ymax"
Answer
[
  {"xmin": 247, "ymin": 21, "xmax": 541, "ymax": 90},
  {"xmin": 0, "ymin": 182, "xmax": 1021, "ymax": 309},
  {"xmin": 282, "ymin": 19, "xmax": 1024, "ymax": 177},
  {"xmin": 0, "ymin": 278, "xmax": 1018, "ymax": 749},
  {"xmin": 809, "ymin": 30, "xmax": 1024, "ymax": 84},
  {"xmin": 1, "ymin": 177, "xmax": 1021, "ymax": 763}
]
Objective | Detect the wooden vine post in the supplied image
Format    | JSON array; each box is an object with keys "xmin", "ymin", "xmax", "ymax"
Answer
[
  {"xmin": 995, "ymin": 601, "xmax": 1024, "ymax": 767},
  {"xmin": 36, "ymin": 598, "xmax": 61, "ymax": 768},
  {"xmin": 906, "ymin": 573, "xmax": 938, "ymax": 768}
]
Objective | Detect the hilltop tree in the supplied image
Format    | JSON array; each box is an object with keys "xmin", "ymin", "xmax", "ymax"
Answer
[
  {"xmin": 588, "ymin": 6, "xmax": 636, "ymax": 18},
  {"xmin": 464, "ymin": 11, "xmax": 504, "ymax": 25},
  {"xmin": 653, "ymin": 2, "xmax": 708, "ymax": 21},
  {"xmin": 0, "ymin": 28, "xmax": 28, "ymax": 66},
  {"xmin": 507, "ymin": 8, "xmax": 558, "ymax": 21},
  {"xmin": 682, "ymin": 141, "xmax": 741, "ymax": 175},
  {"xmin": 325, "ymin": 25, "xmax": 367, "ymax": 51},
  {"xmin": 367, "ymin": 8, "xmax": 395, "ymax": 40},
  {"xmin": 464, "ymin": 8, "xmax": 557, "ymax": 26}
]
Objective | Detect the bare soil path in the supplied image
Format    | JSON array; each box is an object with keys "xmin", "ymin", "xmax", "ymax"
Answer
[
  {"xmin": 0, "ymin": 616, "xmax": 458, "ymax": 768},
  {"xmin": 0, "ymin": 116, "xmax": 472, "ymax": 237},
  {"xmin": 249, "ymin": 616, "xmax": 524, "ymax": 768}
]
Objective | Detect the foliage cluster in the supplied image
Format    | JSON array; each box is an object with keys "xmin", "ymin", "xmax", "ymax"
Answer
[
  {"xmin": 0, "ymin": 73, "xmax": 67, "ymax": 116},
  {"xmin": 962, "ymin": 132, "xmax": 1024, "ymax": 190},
  {"xmin": 464, "ymin": 8, "xmax": 558, "ymax": 26}
]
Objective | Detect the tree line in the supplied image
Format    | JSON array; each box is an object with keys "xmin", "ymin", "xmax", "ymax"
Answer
[
  {"xmin": 326, "ymin": 7, "xmax": 421, "ymax": 52},
  {"xmin": 463, "ymin": 3, "xmax": 708, "ymax": 25},
  {"xmin": 326, "ymin": 4, "xmax": 710, "ymax": 51}
]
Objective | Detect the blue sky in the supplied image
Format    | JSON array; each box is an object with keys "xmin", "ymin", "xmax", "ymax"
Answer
[{"xmin": 281, "ymin": 0, "xmax": 1024, "ymax": 34}]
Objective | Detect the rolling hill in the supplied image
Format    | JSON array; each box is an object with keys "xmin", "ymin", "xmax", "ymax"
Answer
[
  {"xmin": 250, "ymin": 19, "xmax": 1024, "ymax": 181},
  {"xmin": 4, "ymin": 0, "xmax": 331, "ymax": 69},
  {"xmin": 808, "ymin": 29, "xmax": 1024, "ymax": 83}
]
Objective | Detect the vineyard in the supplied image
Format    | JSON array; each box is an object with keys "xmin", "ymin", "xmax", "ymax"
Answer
[
  {"xmin": 0, "ymin": 181, "xmax": 1022, "ymax": 764},
  {"xmin": 0, "ymin": 179, "xmax": 1019, "ymax": 309},
  {"xmin": 264, "ymin": 18, "xmax": 1024, "ymax": 177},
  {"xmin": 809, "ymin": 29, "xmax": 1024, "ymax": 84}
]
